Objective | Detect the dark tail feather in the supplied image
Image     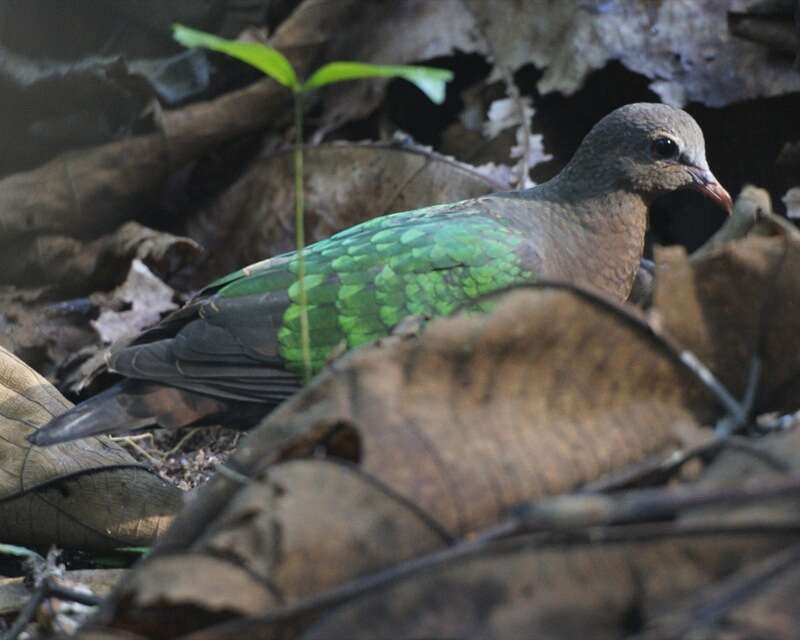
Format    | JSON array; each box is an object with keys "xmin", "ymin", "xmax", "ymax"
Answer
[
  {"xmin": 27, "ymin": 381, "xmax": 240, "ymax": 447},
  {"xmin": 28, "ymin": 383, "xmax": 152, "ymax": 446}
]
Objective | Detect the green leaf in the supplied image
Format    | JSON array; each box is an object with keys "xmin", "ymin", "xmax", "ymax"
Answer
[
  {"xmin": 173, "ymin": 24, "xmax": 298, "ymax": 90},
  {"xmin": 0, "ymin": 543, "xmax": 42, "ymax": 560},
  {"xmin": 115, "ymin": 546, "xmax": 151, "ymax": 555},
  {"xmin": 304, "ymin": 62, "xmax": 453, "ymax": 104}
]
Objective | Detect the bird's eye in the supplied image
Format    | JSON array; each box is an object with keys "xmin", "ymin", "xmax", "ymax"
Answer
[{"xmin": 651, "ymin": 137, "xmax": 679, "ymax": 160}]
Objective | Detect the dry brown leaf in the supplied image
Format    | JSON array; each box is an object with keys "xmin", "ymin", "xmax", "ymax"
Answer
[
  {"xmin": 690, "ymin": 185, "xmax": 770, "ymax": 262},
  {"xmin": 484, "ymin": 97, "xmax": 552, "ymax": 188},
  {"xmin": 783, "ymin": 186, "xmax": 800, "ymax": 220},
  {"xmin": 195, "ymin": 460, "xmax": 448, "ymax": 601},
  {"xmin": 0, "ymin": 224, "xmax": 199, "ymax": 385},
  {"xmin": 653, "ymin": 221, "xmax": 800, "ymax": 413},
  {"xmin": 300, "ymin": 538, "xmax": 778, "ymax": 640},
  {"xmin": 0, "ymin": 347, "xmax": 183, "ymax": 550},
  {"xmin": 185, "ymin": 142, "xmax": 506, "ymax": 281},
  {"xmin": 730, "ymin": 3, "xmax": 800, "ymax": 60},
  {"xmin": 92, "ymin": 259, "xmax": 178, "ymax": 345},
  {"xmin": 90, "ymin": 461, "xmax": 449, "ymax": 637},
  {"xmin": 115, "ymin": 554, "xmax": 278, "ymax": 636},
  {"xmin": 0, "ymin": 219, "xmax": 201, "ymax": 295},
  {"xmin": 704, "ymin": 557, "xmax": 800, "ymax": 639},
  {"xmin": 0, "ymin": 0, "xmax": 483, "ymax": 262},
  {"xmin": 302, "ymin": 429, "xmax": 800, "ymax": 640},
  {"xmin": 0, "ymin": 75, "xmax": 282, "ymax": 259},
  {"xmin": 464, "ymin": 0, "xmax": 800, "ymax": 106},
  {"xmin": 0, "ymin": 286, "xmax": 98, "ymax": 380},
  {"xmin": 0, "ymin": 1, "xmax": 406, "ymax": 259},
  {"xmin": 641, "ymin": 545, "xmax": 800, "ymax": 640}
]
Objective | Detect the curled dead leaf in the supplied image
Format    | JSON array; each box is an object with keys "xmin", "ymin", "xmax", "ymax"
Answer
[
  {"xmin": 0, "ymin": 347, "xmax": 183, "ymax": 550},
  {"xmin": 302, "ymin": 428, "xmax": 800, "ymax": 640},
  {"xmin": 783, "ymin": 187, "xmax": 800, "ymax": 220},
  {"xmin": 0, "ymin": 222, "xmax": 201, "ymax": 294},
  {"xmin": 464, "ymin": 0, "xmax": 800, "ymax": 106},
  {"xmin": 92, "ymin": 259, "xmax": 178, "ymax": 345},
  {"xmin": 653, "ymin": 220, "xmax": 800, "ymax": 414}
]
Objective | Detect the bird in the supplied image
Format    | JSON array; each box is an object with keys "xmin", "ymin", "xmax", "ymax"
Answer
[{"xmin": 29, "ymin": 103, "xmax": 732, "ymax": 446}]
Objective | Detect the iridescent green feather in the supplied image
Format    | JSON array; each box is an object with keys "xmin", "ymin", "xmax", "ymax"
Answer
[{"xmin": 214, "ymin": 204, "xmax": 534, "ymax": 374}]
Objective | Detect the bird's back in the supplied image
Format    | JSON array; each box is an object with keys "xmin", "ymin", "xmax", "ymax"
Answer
[{"xmin": 108, "ymin": 199, "xmax": 544, "ymax": 404}]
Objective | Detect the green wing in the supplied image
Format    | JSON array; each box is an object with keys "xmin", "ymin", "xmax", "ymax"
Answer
[{"xmin": 209, "ymin": 203, "xmax": 536, "ymax": 374}]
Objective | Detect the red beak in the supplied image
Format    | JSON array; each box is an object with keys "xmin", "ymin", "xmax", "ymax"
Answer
[{"xmin": 688, "ymin": 167, "xmax": 733, "ymax": 215}]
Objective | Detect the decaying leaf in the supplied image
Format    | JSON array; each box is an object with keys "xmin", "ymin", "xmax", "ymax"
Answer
[
  {"xmin": 185, "ymin": 141, "xmax": 506, "ymax": 281},
  {"xmin": 729, "ymin": 1, "xmax": 800, "ymax": 61},
  {"xmin": 690, "ymin": 185, "xmax": 770, "ymax": 261},
  {"xmin": 92, "ymin": 259, "xmax": 179, "ymax": 345},
  {"xmin": 484, "ymin": 97, "xmax": 551, "ymax": 188},
  {"xmin": 0, "ymin": 286, "xmax": 99, "ymax": 380},
  {"xmin": 440, "ymin": 82, "xmax": 520, "ymax": 186},
  {"xmin": 653, "ymin": 220, "xmax": 800, "ymax": 413},
  {"xmin": 0, "ymin": 1, "xmax": 275, "ymax": 177},
  {"xmin": 464, "ymin": 0, "xmax": 800, "ymax": 106},
  {"xmin": 642, "ymin": 544, "xmax": 800, "ymax": 639},
  {"xmin": 0, "ymin": 222, "xmax": 201, "ymax": 295},
  {"xmin": 197, "ymin": 460, "xmax": 448, "ymax": 599},
  {"xmin": 303, "ymin": 431, "xmax": 800, "ymax": 640},
  {"xmin": 701, "ymin": 553, "xmax": 800, "ymax": 639},
  {"xmin": 783, "ymin": 186, "xmax": 800, "ymax": 219},
  {"xmin": 0, "ymin": 347, "xmax": 183, "ymax": 550},
  {"xmin": 96, "ymin": 462, "xmax": 449, "ymax": 638}
]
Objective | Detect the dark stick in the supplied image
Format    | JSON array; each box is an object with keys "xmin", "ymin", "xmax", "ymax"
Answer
[{"xmin": 1, "ymin": 578, "xmax": 102, "ymax": 640}]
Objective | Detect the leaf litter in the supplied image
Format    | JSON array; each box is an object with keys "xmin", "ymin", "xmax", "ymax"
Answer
[{"xmin": 3, "ymin": 1, "xmax": 800, "ymax": 637}]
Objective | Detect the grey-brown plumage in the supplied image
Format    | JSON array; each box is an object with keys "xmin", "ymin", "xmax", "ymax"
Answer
[{"xmin": 30, "ymin": 103, "xmax": 731, "ymax": 446}]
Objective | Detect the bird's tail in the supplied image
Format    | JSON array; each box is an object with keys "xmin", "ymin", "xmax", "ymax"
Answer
[
  {"xmin": 27, "ymin": 381, "xmax": 233, "ymax": 446},
  {"xmin": 28, "ymin": 383, "xmax": 153, "ymax": 446}
]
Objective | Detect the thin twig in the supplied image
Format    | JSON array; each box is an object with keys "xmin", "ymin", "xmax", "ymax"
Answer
[
  {"xmin": 678, "ymin": 350, "xmax": 746, "ymax": 426},
  {"xmin": 586, "ymin": 432, "xmax": 791, "ymax": 493},
  {"xmin": 1, "ymin": 582, "xmax": 47, "ymax": 640},
  {"xmin": 638, "ymin": 542, "xmax": 800, "ymax": 639},
  {"xmin": 109, "ymin": 432, "xmax": 155, "ymax": 444},
  {"xmin": 215, "ymin": 462, "xmax": 252, "ymax": 485},
  {"xmin": 1, "ymin": 577, "xmax": 102, "ymax": 640},
  {"xmin": 45, "ymin": 581, "xmax": 102, "ymax": 608},
  {"xmin": 165, "ymin": 427, "xmax": 202, "ymax": 457},
  {"xmin": 110, "ymin": 434, "xmax": 162, "ymax": 465},
  {"xmin": 511, "ymin": 474, "xmax": 800, "ymax": 532},
  {"xmin": 186, "ymin": 518, "xmax": 800, "ymax": 639}
]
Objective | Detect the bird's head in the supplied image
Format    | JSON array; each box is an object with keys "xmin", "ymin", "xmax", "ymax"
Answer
[{"xmin": 565, "ymin": 103, "xmax": 732, "ymax": 214}]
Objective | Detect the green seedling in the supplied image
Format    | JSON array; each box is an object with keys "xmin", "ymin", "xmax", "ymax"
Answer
[
  {"xmin": 0, "ymin": 543, "xmax": 42, "ymax": 560},
  {"xmin": 174, "ymin": 24, "xmax": 453, "ymax": 380}
]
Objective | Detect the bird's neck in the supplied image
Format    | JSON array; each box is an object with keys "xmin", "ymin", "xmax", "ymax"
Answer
[{"xmin": 512, "ymin": 177, "xmax": 649, "ymax": 300}]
